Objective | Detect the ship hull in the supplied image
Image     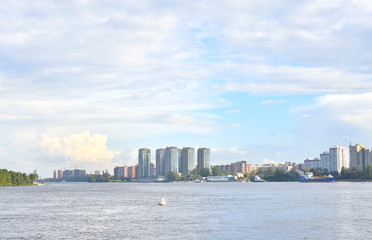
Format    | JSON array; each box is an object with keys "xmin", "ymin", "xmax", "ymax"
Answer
[{"xmin": 298, "ymin": 177, "xmax": 335, "ymax": 183}]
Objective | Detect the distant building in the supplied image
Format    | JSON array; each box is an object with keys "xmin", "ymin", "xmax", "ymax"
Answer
[
  {"xmin": 320, "ymin": 152, "xmax": 330, "ymax": 171},
  {"xmin": 181, "ymin": 147, "xmax": 195, "ymax": 176},
  {"xmin": 197, "ymin": 148, "xmax": 211, "ymax": 170},
  {"xmin": 178, "ymin": 148, "xmax": 182, "ymax": 174},
  {"xmin": 304, "ymin": 145, "xmax": 349, "ymax": 173},
  {"xmin": 233, "ymin": 161, "xmax": 248, "ymax": 174},
  {"xmin": 58, "ymin": 170, "xmax": 63, "ymax": 179},
  {"xmin": 138, "ymin": 148, "xmax": 151, "ymax": 178},
  {"xmin": 150, "ymin": 163, "xmax": 156, "ymax": 177},
  {"xmin": 53, "ymin": 170, "xmax": 57, "ymax": 179},
  {"xmin": 304, "ymin": 158, "xmax": 321, "ymax": 170},
  {"xmin": 73, "ymin": 169, "xmax": 86, "ymax": 177},
  {"xmin": 214, "ymin": 164, "xmax": 231, "ymax": 173},
  {"xmin": 349, "ymin": 143, "xmax": 372, "ymax": 171},
  {"xmin": 156, "ymin": 148, "xmax": 165, "ymax": 176},
  {"xmin": 114, "ymin": 166, "xmax": 125, "ymax": 178},
  {"xmin": 164, "ymin": 147, "xmax": 179, "ymax": 173},
  {"xmin": 127, "ymin": 165, "xmax": 136, "ymax": 178},
  {"xmin": 123, "ymin": 166, "xmax": 128, "ymax": 178},
  {"xmin": 63, "ymin": 170, "xmax": 74, "ymax": 178},
  {"xmin": 329, "ymin": 145, "xmax": 349, "ymax": 173}
]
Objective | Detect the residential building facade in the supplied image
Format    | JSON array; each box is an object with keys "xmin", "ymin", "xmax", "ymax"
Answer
[
  {"xmin": 181, "ymin": 147, "xmax": 195, "ymax": 176},
  {"xmin": 138, "ymin": 148, "xmax": 151, "ymax": 178},
  {"xmin": 164, "ymin": 147, "xmax": 179, "ymax": 174},
  {"xmin": 197, "ymin": 148, "xmax": 211, "ymax": 170},
  {"xmin": 156, "ymin": 148, "xmax": 165, "ymax": 176}
]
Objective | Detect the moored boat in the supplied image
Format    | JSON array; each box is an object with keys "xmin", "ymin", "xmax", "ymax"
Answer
[
  {"xmin": 298, "ymin": 173, "xmax": 335, "ymax": 183},
  {"xmin": 252, "ymin": 175, "xmax": 265, "ymax": 182}
]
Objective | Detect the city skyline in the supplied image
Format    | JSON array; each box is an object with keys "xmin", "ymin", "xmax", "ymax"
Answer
[
  {"xmin": 52, "ymin": 142, "xmax": 371, "ymax": 178},
  {"xmin": 1, "ymin": 1, "xmax": 372, "ymax": 177}
]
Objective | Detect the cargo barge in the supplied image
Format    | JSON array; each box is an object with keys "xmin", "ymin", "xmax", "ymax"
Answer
[{"xmin": 298, "ymin": 173, "xmax": 335, "ymax": 183}]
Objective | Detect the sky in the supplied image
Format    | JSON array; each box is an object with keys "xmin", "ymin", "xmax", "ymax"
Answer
[{"xmin": 1, "ymin": 0, "xmax": 372, "ymax": 177}]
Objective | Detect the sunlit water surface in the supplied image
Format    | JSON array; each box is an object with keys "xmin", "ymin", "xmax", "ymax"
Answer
[{"xmin": 1, "ymin": 182, "xmax": 371, "ymax": 239}]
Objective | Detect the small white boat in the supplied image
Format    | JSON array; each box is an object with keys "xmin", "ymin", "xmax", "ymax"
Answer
[
  {"xmin": 159, "ymin": 196, "xmax": 166, "ymax": 205},
  {"xmin": 252, "ymin": 175, "xmax": 266, "ymax": 182}
]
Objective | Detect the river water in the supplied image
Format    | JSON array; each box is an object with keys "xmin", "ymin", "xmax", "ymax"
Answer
[{"xmin": 0, "ymin": 182, "xmax": 371, "ymax": 239}]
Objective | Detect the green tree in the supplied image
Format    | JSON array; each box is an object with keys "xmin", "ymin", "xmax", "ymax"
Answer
[
  {"xmin": 167, "ymin": 171, "xmax": 178, "ymax": 182},
  {"xmin": 322, "ymin": 168, "xmax": 330, "ymax": 176},
  {"xmin": 224, "ymin": 170, "xmax": 232, "ymax": 175},
  {"xmin": 189, "ymin": 169, "xmax": 199, "ymax": 180},
  {"xmin": 289, "ymin": 168, "xmax": 300, "ymax": 181},
  {"xmin": 212, "ymin": 167, "xmax": 223, "ymax": 176},
  {"xmin": 28, "ymin": 169, "xmax": 38, "ymax": 183},
  {"xmin": 88, "ymin": 174, "xmax": 96, "ymax": 182},
  {"xmin": 200, "ymin": 168, "xmax": 211, "ymax": 177},
  {"xmin": 363, "ymin": 165, "xmax": 372, "ymax": 180},
  {"xmin": 0, "ymin": 169, "xmax": 34, "ymax": 186},
  {"xmin": 267, "ymin": 166, "xmax": 275, "ymax": 175}
]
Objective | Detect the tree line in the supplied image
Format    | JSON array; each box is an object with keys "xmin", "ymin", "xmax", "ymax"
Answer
[
  {"xmin": 0, "ymin": 169, "xmax": 38, "ymax": 186},
  {"xmin": 166, "ymin": 168, "xmax": 212, "ymax": 182},
  {"xmin": 166, "ymin": 167, "xmax": 300, "ymax": 182},
  {"xmin": 210, "ymin": 166, "xmax": 300, "ymax": 182}
]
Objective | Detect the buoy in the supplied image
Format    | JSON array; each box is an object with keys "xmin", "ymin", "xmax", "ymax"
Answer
[{"xmin": 159, "ymin": 196, "xmax": 166, "ymax": 205}]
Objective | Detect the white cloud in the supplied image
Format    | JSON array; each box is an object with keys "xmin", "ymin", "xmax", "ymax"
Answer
[
  {"xmin": 39, "ymin": 131, "xmax": 116, "ymax": 171},
  {"xmin": 295, "ymin": 93, "xmax": 372, "ymax": 130},
  {"xmin": 211, "ymin": 145, "xmax": 299, "ymax": 166},
  {"xmin": 1, "ymin": 1, "xmax": 372, "ymax": 175},
  {"xmin": 290, "ymin": 93, "xmax": 372, "ymax": 149},
  {"xmin": 263, "ymin": 158, "xmax": 277, "ymax": 164},
  {"xmin": 212, "ymin": 64, "xmax": 372, "ymax": 95}
]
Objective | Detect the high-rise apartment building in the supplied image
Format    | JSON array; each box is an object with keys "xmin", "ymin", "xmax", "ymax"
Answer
[
  {"xmin": 138, "ymin": 148, "xmax": 151, "ymax": 178},
  {"xmin": 127, "ymin": 165, "xmax": 136, "ymax": 178},
  {"xmin": 181, "ymin": 147, "xmax": 195, "ymax": 175},
  {"xmin": 53, "ymin": 170, "xmax": 57, "ymax": 179},
  {"xmin": 304, "ymin": 158, "xmax": 321, "ymax": 170},
  {"xmin": 178, "ymin": 149, "xmax": 182, "ymax": 174},
  {"xmin": 114, "ymin": 166, "xmax": 125, "ymax": 178},
  {"xmin": 58, "ymin": 170, "xmax": 63, "ymax": 179},
  {"xmin": 329, "ymin": 146, "xmax": 349, "ymax": 173},
  {"xmin": 197, "ymin": 148, "xmax": 211, "ymax": 170},
  {"xmin": 73, "ymin": 169, "xmax": 86, "ymax": 177},
  {"xmin": 156, "ymin": 148, "xmax": 165, "ymax": 176},
  {"xmin": 304, "ymin": 145, "xmax": 349, "ymax": 173},
  {"xmin": 63, "ymin": 170, "xmax": 74, "ymax": 178},
  {"xmin": 320, "ymin": 152, "xmax": 330, "ymax": 171},
  {"xmin": 233, "ymin": 161, "xmax": 248, "ymax": 174},
  {"xmin": 349, "ymin": 144, "xmax": 372, "ymax": 171},
  {"xmin": 164, "ymin": 147, "xmax": 179, "ymax": 173}
]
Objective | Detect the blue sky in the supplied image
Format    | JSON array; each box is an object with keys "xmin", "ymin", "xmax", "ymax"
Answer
[{"xmin": 1, "ymin": 0, "xmax": 372, "ymax": 177}]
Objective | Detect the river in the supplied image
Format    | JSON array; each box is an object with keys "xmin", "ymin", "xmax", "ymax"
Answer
[{"xmin": 0, "ymin": 182, "xmax": 371, "ymax": 239}]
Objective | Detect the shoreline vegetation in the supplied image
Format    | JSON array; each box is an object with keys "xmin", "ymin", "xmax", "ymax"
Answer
[
  {"xmin": 0, "ymin": 169, "xmax": 38, "ymax": 187},
  {"xmin": 44, "ymin": 166, "xmax": 372, "ymax": 183}
]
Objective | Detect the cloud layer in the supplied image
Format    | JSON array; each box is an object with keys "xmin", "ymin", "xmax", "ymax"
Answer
[{"xmin": 1, "ymin": 1, "xmax": 372, "ymax": 176}]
